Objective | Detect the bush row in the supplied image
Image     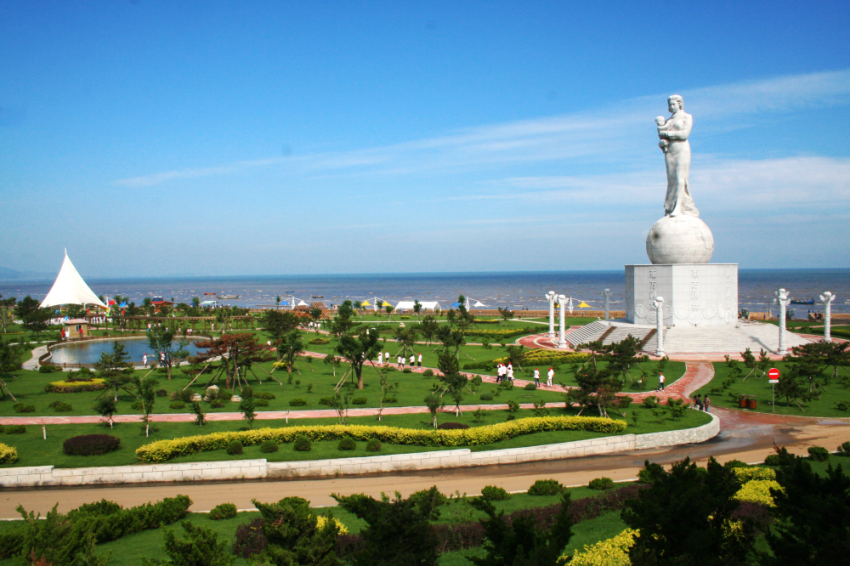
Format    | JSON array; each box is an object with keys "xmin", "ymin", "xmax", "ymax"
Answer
[
  {"xmin": 45, "ymin": 378, "xmax": 106, "ymax": 393},
  {"xmin": 63, "ymin": 434, "xmax": 121, "ymax": 456},
  {"xmin": 463, "ymin": 327, "xmax": 537, "ymax": 340},
  {"xmin": 136, "ymin": 416, "xmax": 627, "ymax": 462}
]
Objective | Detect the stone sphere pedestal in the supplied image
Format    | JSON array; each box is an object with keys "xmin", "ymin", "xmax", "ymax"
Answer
[{"xmin": 646, "ymin": 215, "xmax": 714, "ymax": 264}]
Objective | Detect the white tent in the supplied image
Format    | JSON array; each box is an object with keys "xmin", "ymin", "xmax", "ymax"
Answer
[
  {"xmin": 40, "ymin": 251, "xmax": 107, "ymax": 309},
  {"xmin": 395, "ymin": 300, "xmax": 441, "ymax": 311},
  {"xmin": 297, "ymin": 300, "xmax": 309, "ymax": 306},
  {"xmin": 472, "ymin": 301, "xmax": 487, "ymax": 308}
]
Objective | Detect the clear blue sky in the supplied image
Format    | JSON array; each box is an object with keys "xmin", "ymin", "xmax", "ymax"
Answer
[{"xmin": 2, "ymin": 1, "xmax": 849, "ymax": 278}]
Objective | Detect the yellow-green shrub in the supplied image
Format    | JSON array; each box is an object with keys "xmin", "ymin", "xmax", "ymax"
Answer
[
  {"xmin": 495, "ymin": 351, "xmax": 590, "ymax": 365},
  {"xmin": 136, "ymin": 416, "xmax": 627, "ymax": 463},
  {"xmin": 733, "ymin": 479, "xmax": 783, "ymax": 507},
  {"xmin": 563, "ymin": 527, "xmax": 638, "ymax": 565},
  {"xmin": 45, "ymin": 379, "xmax": 106, "ymax": 393},
  {"xmin": 732, "ymin": 467, "xmax": 776, "ymax": 482},
  {"xmin": 316, "ymin": 515, "xmax": 348, "ymax": 534},
  {"xmin": 0, "ymin": 443, "xmax": 18, "ymax": 464}
]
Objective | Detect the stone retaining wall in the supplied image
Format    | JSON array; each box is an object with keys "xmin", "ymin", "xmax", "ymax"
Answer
[{"xmin": 0, "ymin": 414, "xmax": 718, "ymax": 488}]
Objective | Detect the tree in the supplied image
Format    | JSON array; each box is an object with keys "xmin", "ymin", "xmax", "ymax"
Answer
[
  {"xmin": 622, "ymin": 457, "xmax": 754, "ymax": 566},
  {"xmin": 572, "ymin": 341, "xmax": 622, "ymax": 418},
  {"xmin": 0, "ymin": 339, "xmax": 22, "ymax": 401},
  {"xmin": 275, "ymin": 295, "xmax": 281, "ymax": 308},
  {"xmin": 147, "ymin": 325, "xmax": 190, "ymax": 380},
  {"xmin": 250, "ymin": 496, "xmax": 341, "ymax": 566},
  {"xmin": 420, "ymin": 315, "xmax": 439, "ymax": 345},
  {"xmin": 15, "ymin": 296, "xmax": 53, "ymax": 339},
  {"xmin": 330, "ymin": 301, "xmax": 357, "ymax": 338},
  {"xmin": 135, "ymin": 374, "xmax": 158, "ymax": 437},
  {"xmin": 94, "ymin": 398, "xmax": 118, "ymax": 429},
  {"xmin": 192, "ymin": 297, "xmax": 200, "ymax": 308},
  {"xmin": 240, "ymin": 387, "xmax": 256, "ymax": 429},
  {"xmin": 191, "ymin": 401, "xmax": 206, "ymax": 427},
  {"xmin": 424, "ymin": 393, "xmax": 443, "ymax": 428},
  {"xmin": 142, "ymin": 521, "xmax": 234, "ymax": 566},
  {"xmin": 413, "ymin": 300, "xmax": 423, "ymax": 322},
  {"xmin": 275, "ymin": 330, "xmax": 305, "ymax": 374},
  {"xmin": 94, "ymin": 342, "xmax": 136, "ymax": 402},
  {"xmin": 309, "ymin": 306, "xmax": 323, "ymax": 330},
  {"xmin": 384, "ymin": 304, "xmax": 394, "ymax": 320},
  {"xmin": 762, "ymin": 457, "xmax": 850, "ymax": 565},
  {"xmin": 332, "ymin": 490, "xmax": 439, "ymax": 566},
  {"xmin": 191, "ymin": 333, "xmax": 274, "ymax": 391},
  {"xmin": 262, "ymin": 310, "xmax": 301, "ymax": 361},
  {"xmin": 393, "ymin": 325, "xmax": 418, "ymax": 359},
  {"xmin": 334, "ymin": 327, "xmax": 381, "ymax": 390},
  {"xmin": 0, "ymin": 300, "xmax": 14, "ymax": 333},
  {"xmin": 497, "ymin": 307, "xmax": 514, "ymax": 325},
  {"xmin": 437, "ymin": 348, "xmax": 469, "ymax": 416},
  {"xmin": 469, "ymin": 491, "xmax": 573, "ymax": 566}
]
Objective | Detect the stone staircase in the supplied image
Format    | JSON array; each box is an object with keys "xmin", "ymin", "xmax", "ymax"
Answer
[
  {"xmin": 640, "ymin": 322, "xmax": 811, "ymax": 354},
  {"xmin": 566, "ymin": 321, "xmax": 655, "ymax": 348}
]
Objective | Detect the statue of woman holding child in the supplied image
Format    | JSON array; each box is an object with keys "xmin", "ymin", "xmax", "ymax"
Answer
[{"xmin": 656, "ymin": 95, "xmax": 698, "ymax": 217}]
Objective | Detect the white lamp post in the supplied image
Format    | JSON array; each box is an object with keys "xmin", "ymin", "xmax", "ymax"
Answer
[
  {"xmin": 603, "ymin": 289, "xmax": 611, "ymax": 321},
  {"xmin": 653, "ymin": 296, "xmax": 665, "ymax": 357},
  {"xmin": 775, "ymin": 288, "xmax": 791, "ymax": 355},
  {"xmin": 819, "ymin": 291, "xmax": 836, "ymax": 342},
  {"xmin": 546, "ymin": 291, "xmax": 556, "ymax": 340},
  {"xmin": 558, "ymin": 294, "xmax": 567, "ymax": 348}
]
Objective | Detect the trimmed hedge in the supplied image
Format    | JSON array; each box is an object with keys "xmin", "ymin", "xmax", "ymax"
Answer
[
  {"xmin": 209, "ymin": 503, "xmax": 238, "ymax": 520},
  {"xmin": 480, "ymin": 485, "xmax": 511, "ymax": 501},
  {"xmin": 63, "ymin": 434, "xmax": 121, "ymax": 456},
  {"xmin": 528, "ymin": 479, "xmax": 565, "ymax": 495},
  {"xmin": 136, "ymin": 416, "xmax": 627, "ymax": 463},
  {"xmin": 0, "ymin": 443, "xmax": 18, "ymax": 464},
  {"xmin": 567, "ymin": 528, "xmax": 638, "ymax": 566},
  {"xmin": 463, "ymin": 327, "xmax": 537, "ymax": 340},
  {"xmin": 45, "ymin": 378, "xmax": 106, "ymax": 393},
  {"xmin": 4, "ymin": 425, "xmax": 25, "ymax": 435}
]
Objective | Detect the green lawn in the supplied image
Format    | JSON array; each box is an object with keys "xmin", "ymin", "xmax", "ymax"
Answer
[
  {"xmin": 0, "ymin": 406, "xmax": 712, "ymax": 469},
  {"xmin": 692, "ymin": 362, "xmax": 850, "ymax": 417}
]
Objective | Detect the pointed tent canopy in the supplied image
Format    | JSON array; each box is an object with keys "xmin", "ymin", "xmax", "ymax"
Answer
[
  {"xmin": 577, "ymin": 301, "xmax": 591, "ymax": 308},
  {"xmin": 40, "ymin": 251, "xmax": 107, "ymax": 309},
  {"xmin": 472, "ymin": 301, "xmax": 487, "ymax": 308},
  {"xmin": 361, "ymin": 300, "xmax": 372, "ymax": 307},
  {"xmin": 297, "ymin": 300, "xmax": 309, "ymax": 306},
  {"xmin": 381, "ymin": 301, "xmax": 392, "ymax": 307}
]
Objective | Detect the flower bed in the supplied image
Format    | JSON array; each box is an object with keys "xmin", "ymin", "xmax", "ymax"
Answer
[
  {"xmin": 136, "ymin": 416, "xmax": 627, "ymax": 463},
  {"xmin": 463, "ymin": 327, "xmax": 537, "ymax": 340},
  {"xmin": 45, "ymin": 378, "xmax": 106, "ymax": 393}
]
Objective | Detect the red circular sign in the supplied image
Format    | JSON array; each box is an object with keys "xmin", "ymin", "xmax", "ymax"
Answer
[{"xmin": 768, "ymin": 368, "xmax": 780, "ymax": 379}]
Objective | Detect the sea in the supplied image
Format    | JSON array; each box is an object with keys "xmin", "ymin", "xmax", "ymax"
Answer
[{"xmin": 1, "ymin": 269, "xmax": 849, "ymax": 315}]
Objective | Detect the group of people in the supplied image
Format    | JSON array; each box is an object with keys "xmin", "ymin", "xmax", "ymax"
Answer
[
  {"xmin": 376, "ymin": 351, "xmax": 422, "ymax": 368},
  {"xmin": 692, "ymin": 394, "xmax": 711, "ymax": 412},
  {"xmin": 496, "ymin": 363, "xmax": 514, "ymax": 383}
]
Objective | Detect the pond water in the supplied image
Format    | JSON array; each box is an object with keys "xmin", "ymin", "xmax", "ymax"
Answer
[{"xmin": 49, "ymin": 338, "xmax": 203, "ymax": 365}]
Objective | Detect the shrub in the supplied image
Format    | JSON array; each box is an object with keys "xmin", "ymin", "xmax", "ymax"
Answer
[
  {"xmin": 13, "ymin": 403, "xmax": 35, "ymax": 413},
  {"xmin": 637, "ymin": 467, "xmax": 656, "ymax": 484},
  {"xmin": 366, "ymin": 438, "xmax": 382, "ymax": 452},
  {"xmin": 170, "ymin": 401, "xmax": 186, "ymax": 409},
  {"xmin": 732, "ymin": 467, "xmax": 776, "ymax": 482},
  {"xmin": 383, "ymin": 396, "xmax": 398, "ymax": 403},
  {"xmin": 254, "ymin": 399, "xmax": 269, "ymax": 407},
  {"xmin": 226, "ymin": 440, "xmax": 243, "ymax": 455},
  {"xmin": 39, "ymin": 364, "xmax": 54, "ymax": 373},
  {"xmin": 423, "ymin": 369, "xmax": 434, "ymax": 376},
  {"xmin": 351, "ymin": 397, "xmax": 368, "ymax": 405},
  {"xmin": 588, "ymin": 477, "xmax": 615, "ymax": 490},
  {"xmin": 808, "ymin": 446, "xmax": 830, "ymax": 461},
  {"xmin": 480, "ymin": 486, "xmax": 511, "ymax": 501},
  {"xmin": 49, "ymin": 401, "xmax": 73, "ymax": 412},
  {"xmin": 260, "ymin": 440, "xmax": 279, "ymax": 453},
  {"xmin": 403, "ymin": 368, "xmax": 412, "ymax": 373},
  {"xmin": 63, "ymin": 434, "xmax": 121, "ymax": 456},
  {"xmin": 437, "ymin": 422, "xmax": 470, "ymax": 430},
  {"xmin": 209, "ymin": 502, "xmax": 238, "ymax": 520},
  {"xmin": 764, "ymin": 454, "xmax": 781, "ymax": 466},
  {"xmin": 642, "ymin": 396, "xmax": 660, "ymax": 408},
  {"xmin": 615, "ymin": 396, "xmax": 633, "ymax": 409},
  {"xmin": 178, "ymin": 389, "xmax": 194, "ymax": 403},
  {"xmin": 294, "ymin": 435, "xmax": 312, "ymax": 452},
  {"xmin": 734, "ymin": 479, "xmax": 783, "ymax": 507},
  {"xmin": 156, "ymin": 389, "xmax": 168, "ymax": 397},
  {"xmin": 210, "ymin": 399, "xmax": 226, "ymax": 408},
  {"xmin": 319, "ymin": 397, "xmax": 335, "ymax": 406},
  {"xmin": 131, "ymin": 400, "xmax": 144, "ymax": 410},
  {"xmin": 233, "ymin": 518, "xmax": 268, "ymax": 558},
  {"xmin": 528, "ymin": 479, "xmax": 565, "ymax": 496},
  {"xmin": 253, "ymin": 391, "xmax": 276, "ymax": 400},
  {"xmin": 480, "ymin": 393, "xmax": 494, "ymax": 401},
  {"xmin": 724, "ymin": 460, "xmax": 750, "ymax": 470},
  {"xmin": 524, "ymin": 383, "xmax": 537, "ymax": 391},
  {"xmin": 0, "ymin": 443, "xmax": 18, "ymax": 464},
  {"xmin": 837, "ymin": 401, "xmax": 849, "ymax": 411},
  {"xmin": 838, "ymin": 441, "xmax": 850, "ymax": 456},
  {"xmin": 4, "ymin": 425, "xmax": 25, "ymax": 435},
  {"xmin": 338, "ymin": 436, "xmax": 356, "ymax": 451},
  {"xmin": 169, "ymin": 391, "xmax": 180, "ymax": 401},
  {"xmin": 308, "ymin": 338, "xmax": 330, "ymax": 344},
  {"xmin": 45, "ymin": 378, "xmax": 107, "ymax": 393},
  {"xmin": 289, "ymin": 398, "xmax": 307, "ymax": 407},
  {"xmin": 567, "ymin": 528, "xmax": 638, "ymax": 566},
  {"xmin": 134, "ymin": 416, "xmax": 628, "ymax": 463}
]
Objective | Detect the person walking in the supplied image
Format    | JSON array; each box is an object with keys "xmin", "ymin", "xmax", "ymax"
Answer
[
  {"xmin": 693, "ymin": 394, "xmax": 702, "ymax": 410},
  {"xmin": 547, "ymin": 367, "xmax": 554, "ymax": 387},
  {"xmin": 409, "ymin": 354, "xmax": 415, "ymax": 367},
  {"xmin": 506, "ymin": 364, "xmax": 514, "ymax": 382},
  {"xmin": 533, "ymin": 368, "xmax": 540, "ymax": 386},
  {"xmin": 417, "ymin": 353, "xmax": 422, "ymax": 367},
  {"xmin": 143, "ymin": 353, "xmax": 147, "ymax": 368},
  {"xmin": 658, "ymin": 372, "xmax": 665, "ymax": 391},
  {"xmin": 495, "ymin": 363, "xmax": 503, "ymax": 383},
  {"xmin": 377, "ymin": 352, "xmax": 383, "ymax": 365},
  {"xmin": 704, "ymin": 395, "xmax": 711, "ymax": 413}
]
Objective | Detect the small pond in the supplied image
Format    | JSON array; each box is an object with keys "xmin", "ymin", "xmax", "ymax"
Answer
[{"xmin": 49, "ymin": 338, "xmax": 204, "ymax": 365}]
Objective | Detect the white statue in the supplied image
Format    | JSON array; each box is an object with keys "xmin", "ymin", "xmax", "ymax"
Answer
[{"xmin": 656, "ymin": 95, "xmax": 699, "ymax": 217}]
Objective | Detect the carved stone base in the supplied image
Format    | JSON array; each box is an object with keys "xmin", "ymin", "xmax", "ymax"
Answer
[{"xmin": 625, "ymin": 263, "xmax": 738, "ymax": 327}]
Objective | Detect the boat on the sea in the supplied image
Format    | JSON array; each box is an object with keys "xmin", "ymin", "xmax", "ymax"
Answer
[
  {"xmin": 790, "ymin": 298, "xmax": 815, "ymax": 305},
  {"xmin": 312, "ymin": 295, "xmax": 324, "ymax": 299},
  {"xmin": 203, "ymin": 292, "xmax": 216, "ymax": 296},
  {"xmin": 218, "ymin": 294, "xmax": 240, "ymax": 300}
]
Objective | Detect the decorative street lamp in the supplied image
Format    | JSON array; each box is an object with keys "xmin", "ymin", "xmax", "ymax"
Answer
[
  {"xmin": 557, "ymin": 294, "xmax": 567, "ymax": 349},
  {"xmin": 775, "ymin": 288, "xmax": 791, "ymax": 355},
  {"xmin": 819, "ymin": 291, "xmax": 836, "ymax": 342},
  {"xmin": 546, "ymin": 291, "xmax": 556, "ymax": 340},
  {"xmin": 653, "ymin": 296, "xmax": 665, "ymax": 357}
]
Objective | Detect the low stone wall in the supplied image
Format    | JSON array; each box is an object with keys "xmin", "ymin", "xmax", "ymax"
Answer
[{"xmin": 0, "ymin": 414, "xmax": 718, "ymax": 488}]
